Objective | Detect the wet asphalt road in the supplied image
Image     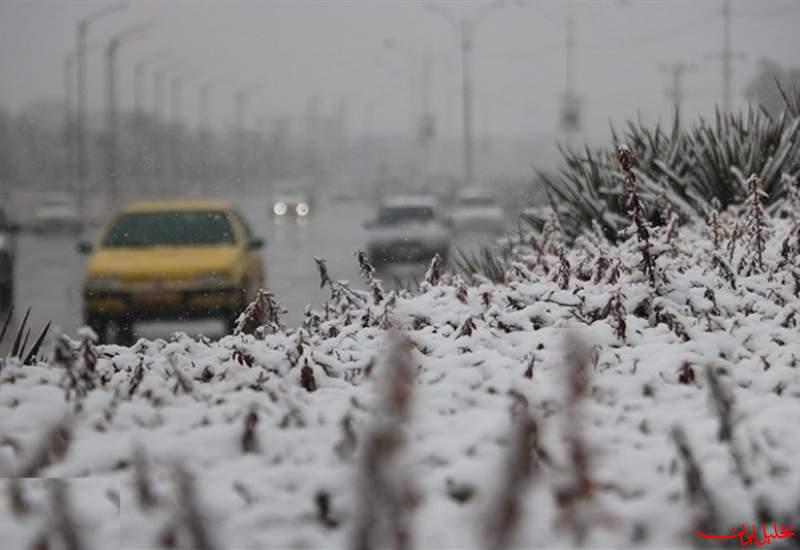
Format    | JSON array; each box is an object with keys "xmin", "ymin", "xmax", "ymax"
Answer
[{"xmin": 2, "ymin": 194, "xmax": 498, "ymax": 347}]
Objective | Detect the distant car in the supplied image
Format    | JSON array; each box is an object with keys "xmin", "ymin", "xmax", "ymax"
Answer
[
  {"xmin": 0, "ymin": 207, "xmax": 19, "ymax": 309},
  {"xmin": 271, "ymin": 180, "xmax": 315, "ymax": 220},
  {"xmin": 364, "ymin": 195, "xmax": 452, "ymax": 267},
  {"xmin": 33, "ymin": 193, "xmax": 81, "ymax": 233},
  {"xmin": 79, "ymin": 199, "xmax": 265, "ymax": 343},
  {"xmin": 449, "ymin": 188, "xmax": 505, "ymax": 234}
]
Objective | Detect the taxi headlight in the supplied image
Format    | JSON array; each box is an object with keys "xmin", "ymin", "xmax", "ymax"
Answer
[
  {"xmin": 296, "ymin": 202, "xmax": 310, "ymax": 217},
  {"xmin": 273, "ymin": 202, "xmax": 287, "ymax": 216},
  {"xmin": 85, "ymin": 275, "xmax": 122, "ymax": 291}
]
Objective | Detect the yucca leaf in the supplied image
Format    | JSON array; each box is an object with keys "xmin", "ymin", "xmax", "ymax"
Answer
[
  {"xmin": 0, "ymin": 306, "xmax": 13, "ymax": 347},
  {"xmin": 10, "ymin": 306, "xmax": 31, "ymax": 358},
  {"xmin": 23, "ymin": 321, "xmax": 51, "ymax": 366}
]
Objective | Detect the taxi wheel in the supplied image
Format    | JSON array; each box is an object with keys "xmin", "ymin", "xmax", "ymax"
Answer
[
  {"xmin": 225, "ymin": 281, "xmax": 250, "ymax": 335},
  {"xmin": 86, "ymin": 317, "xmax": 107, "ymax": 344},
  {"xmin": 117, "ymin": 322, "xmax": 135, "ymax": 346},
  {"xmin": 0, "ymin": 282, "xmax": 12, "ymax": 310},
  {"xmin": 226, "ymin": 312, "xmax": 240, "ymax": 335}
]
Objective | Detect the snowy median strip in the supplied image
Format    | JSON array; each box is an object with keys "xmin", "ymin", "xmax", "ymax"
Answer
[{"xmin": 3, "ymin": 162, "xmax": 800, "ymax": 549}]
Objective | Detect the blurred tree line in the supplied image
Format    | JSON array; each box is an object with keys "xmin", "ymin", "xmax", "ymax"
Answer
[{"xmin": 0, "ymin": 102, "xmax": 303, "ymax": 201}]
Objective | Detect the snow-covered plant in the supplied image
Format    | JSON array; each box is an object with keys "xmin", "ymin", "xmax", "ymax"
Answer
[
  {"xmin": 350, "ymin": 333, "xmax": 417, "ymax": 550},
  {"xmin": 706, "ymin": 198, "xmax": 725, "ymax": 251},
  {"xmin": 738, "ymin": 174, "xmax": 769, "ymax": 275},
  {"xmin": 0, "ymin": 306, "xmax": 51, "ymax": 368},
  {"xmin": 482, "ymin": 392, "xmax": 539, "ymax": 550},
  {"xmin": 234, "ymin": 288, "xmax": 283, "ymax": 337},
  {"xmin": 6, "ymin": 106, "xmax": 800, "ymax": 549},
  {"xmin": 554, "ymin": 246, "xmax": 571, "ymax": 290},
  {"xmin": 532, "ymin": 88, "xmax": 800, "ymax": 242},
  {"xmin": 357, "ymin": 250, "xmax": 385, "ymax": 305},
  {"xmin": 618, "ymin": 144, "xmax": 657, "ymax": 286},
  {"xmin": 423, "ymin": 253, "xmax": 444, "ymax": 286},
  {"xmin": 670, "ymin": 426, "xmax": 722, "ymax": 537},
  {"xmin": 555, "ymin": 331, "xmax": 600, "ymax": 545}
]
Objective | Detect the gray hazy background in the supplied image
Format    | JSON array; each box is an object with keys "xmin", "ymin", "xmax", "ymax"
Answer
[{"xmin": 2, "ymin": 0, "xmax": 799, "ymax": 159}]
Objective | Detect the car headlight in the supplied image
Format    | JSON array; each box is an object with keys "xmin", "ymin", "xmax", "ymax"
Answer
[
  {"xmin": 85, "ymin": 275, "xmax": 122, "ymax": 291},
  {"xmin": 193, "ymin": 272, "xmax": 235, "ymax": 288},
  {"xmin": 273, "ymin": 202, "xmax": 287, "ymax": 216},
  {"xmin": 296, "ymin": 202, "xmax": 309, "ymax": 217}
]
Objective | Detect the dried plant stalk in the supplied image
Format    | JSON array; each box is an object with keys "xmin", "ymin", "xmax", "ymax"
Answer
[
  {"xmin": 350, "ymin": 333, "xmax": 417, "ymax": 550},
  {"xmin": 133, "ymin": 446, "xmax": 158, "ymax": 509},
  {"xmin": 617, "ymin": 145, "xmax": 657, "ymax": 286},
  {"xmin": 671, "ymin": 426, "xmax": 720, "ymax": 536},
  {"xmin": 17, "ymin": 418, "xmax": 72, "ymax": 478},
  {"xmin": 173, "ymin": 465, "xmax": 218, "ymax": 550},
  {"xmin": 483, "ymin": 393, "xmax": 540, "ymax": 550},
  {"xmin": 555, "ymin": 331, "xmax": 595, "ymax": 545},
  {"xmin": 706, "ymin": 367, "xmax": 751, "ymax": 486},
  {"xmin": 241, "ymin": 406, "xmax": 260, "ymax": 453},
  {"xmin": 48, "ymin": 479, "xmax": 86, "ymax": 550}
]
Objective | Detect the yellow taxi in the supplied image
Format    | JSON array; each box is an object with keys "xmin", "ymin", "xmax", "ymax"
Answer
[{"xmin": 80, "ymin": 199, "xmax": 265, "ymax": 342}]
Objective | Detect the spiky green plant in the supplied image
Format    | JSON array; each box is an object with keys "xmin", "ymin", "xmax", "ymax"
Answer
[
  {"xmin": 533, "ymin": 88, "xmax": 800, "ymax": 242},
  {"xmin": 0, "ymin": 306, "xmax": 51, "ymax": 367},
  {"xmin": 455, "ymin": 244, "xmax": 515, "ymax": 284}
]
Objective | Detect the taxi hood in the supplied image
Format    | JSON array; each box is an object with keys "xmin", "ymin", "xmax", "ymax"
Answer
[{"xmin": 86, "ymin": 245, "xmax": 241, "ymax": 280}]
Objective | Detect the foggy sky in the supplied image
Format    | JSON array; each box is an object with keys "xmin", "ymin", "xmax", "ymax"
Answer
[{"xmin": 1, "ymin": 0, "xmax": 799, "ymax": 143}]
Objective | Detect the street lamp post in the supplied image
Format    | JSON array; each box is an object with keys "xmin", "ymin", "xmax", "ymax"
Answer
[
  {"xmin": 168, "ymin": 69, "xmax": 201, "ymax": 194},
  {"xmin": 381, "ymin": 40, "xmax": 437, "ymax": 183},
  {"xmin": 134, "ymin": 50, "xmax": 169, "ymax": 118},
  {"xmin": 234, "ymin": 83, "xmax": 264, "ymax": 193},
  {"xmin": 197, "ymin": 77, "xmax": 227, "ymax": 190},
  {"xmin": 105, "ymin": 25, "xmax": 148, "ymax": 208},
  {"xmin": 76, "ymin": 2, "xmax": 127, "ymax": 229},
  {"xmin": 170, "ymin": 74, "xmax": 184, "ymax": 192},
  {"xmin": 64, "ymin": 52, "xmax": 75, "ymax": 191},
  {"xmin": 152, "ymin": 63, "xmax": 177, "ymax": 191},
  {"xmin": 424, "ymin": 1, "xmax": 509, "ymax": 189},
  {"xmin": 132, "ymin": 51, "xmax": 169, "ymax": 188},
  {"xmin": 199, "ymin": 76, "xmax": 227, "ymax": 132}
]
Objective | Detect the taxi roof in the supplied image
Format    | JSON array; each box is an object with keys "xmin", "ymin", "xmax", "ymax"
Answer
[{"xmin": 121, "ymin": 199, "xmax": 235, "ymax": 213}]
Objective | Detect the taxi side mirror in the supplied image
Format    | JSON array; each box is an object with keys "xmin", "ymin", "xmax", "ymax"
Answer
[{"xmin": 247, "ymin": 238, "xmax": 265, "ymax": 250}]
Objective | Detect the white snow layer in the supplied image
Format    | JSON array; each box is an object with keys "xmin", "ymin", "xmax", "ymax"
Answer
[{"xmin": 2, "ymin": 203, "xmax": 800, "ymax": 549}]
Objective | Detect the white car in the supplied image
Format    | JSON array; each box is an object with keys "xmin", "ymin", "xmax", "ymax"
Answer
[
  {"xmin": 364, "ymin": 195, "xmax": 452, "ymax": 267},
  {"xmin": 271, "ymin": 180, "xmax": 315, "ymax": 220},
  {"xmin": 449, "ymin": 188, "xmax": 505, "ymax": 234},
  {"xmin": 33, "ymin": 193, "xmax": 81, "ymax": 233}
]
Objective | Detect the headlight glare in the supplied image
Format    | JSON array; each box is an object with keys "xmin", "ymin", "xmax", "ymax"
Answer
[
  {"xmin": 273, "ymin": 202, "xmax": 287, "ymax": 216},
  {"xmin": 296, "ymin": 202, "xmax": 309, "ymax": 217}
]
